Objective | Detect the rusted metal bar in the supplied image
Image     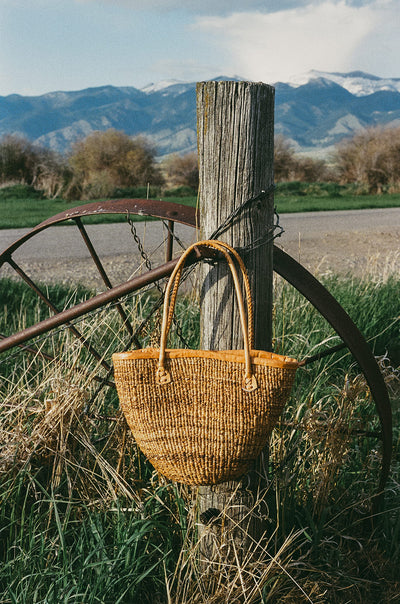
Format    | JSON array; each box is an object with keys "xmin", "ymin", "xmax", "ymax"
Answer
[
  {"xmin": 4, "ymin": 256, "xmax": 111, "ymax": 372},
  {"xmin": 0, "ymin": 199, "xmax": 197, "ymax": 267},
  {"xmin": 165, "ymin": 220, "xmax": 174, "ymax": 262},
  {"xmin": 0, "ymin": 256, "xmax": 182, "ymax": 354},
  {"xmin": 73, "ymin": 217, "xmax": 116, "ymax": 289},
  {"xmin": 273, "ymin": 246, "xmax": 392, "ymax": 498},
  {"xmin": 74, "ymin": 217, "xmax": 135, "ymax": 338},
  {"xmin": 301, "ymin": 341, "xmax": 348, "ymax": 365}
]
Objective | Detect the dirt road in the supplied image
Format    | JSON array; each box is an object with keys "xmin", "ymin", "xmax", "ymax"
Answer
[
  {"xmin": 277, "ymin": 207, "xmax": 400, "ymax": 277},
  {"xmin": 1, "ymin": 208, "xmax": 399, "ymax": 287}
]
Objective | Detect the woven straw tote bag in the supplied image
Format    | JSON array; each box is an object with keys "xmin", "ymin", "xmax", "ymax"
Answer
[{"xmin": 113, "ymin": 240, "xmax": 299, "ymax": 485}]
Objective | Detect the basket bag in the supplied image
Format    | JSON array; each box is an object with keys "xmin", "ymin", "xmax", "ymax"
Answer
[{"xmin": 113, "ymin": 240, "xmax": 299, "ymax": 485}]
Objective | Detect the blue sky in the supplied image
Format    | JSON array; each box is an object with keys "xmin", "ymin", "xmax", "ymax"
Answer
[{"xmin": 0, "ymin": 0, "xmax": 399, "ymax": 97}]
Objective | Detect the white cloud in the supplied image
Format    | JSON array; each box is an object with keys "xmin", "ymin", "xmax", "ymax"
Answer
[
  {"xmin": 194, "ymin": 0, "xmax": 399, "ymax": 82},
  {"xmin": 349, "ymin": 1, "xmax": 400, "ymax": 77}
]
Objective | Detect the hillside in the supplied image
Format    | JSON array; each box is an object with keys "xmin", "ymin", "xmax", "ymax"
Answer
[{"xmin": 1, "ymin": 71, "xmax": 400, "ymax": 156}]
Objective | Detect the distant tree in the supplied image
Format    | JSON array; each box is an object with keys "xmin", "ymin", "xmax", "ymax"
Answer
[
  {"xmin": 69, "ymin": 129, "xmax": 164, "ymax": 199},
  {"xmin": 334, "ymin": 126, "xmax": 400, "ymax": 192},
  {"xmin": 274, "ymin": 135, "xmax": 331, "ymax": 182},
  {"xmin": 294, "ymin": 156, "xmax": 333, "ymax": 182},
  {"xmin": 0, "ymin": 134, "xmax": 71, "ymax": 197},
  {"xmin": 0, "ymin": 134, "xmax": 37, "ymax": 184},
  {"xmin": 32, "ymin": 148, "xmax": 73, "ymax": 199},
  {"xmin": 162, "ymin": 152, "xmax": 199, "ymax": 190},
  {"xmin": 274, "ymin": 135, "xmax": 297, "ymax": 181}
]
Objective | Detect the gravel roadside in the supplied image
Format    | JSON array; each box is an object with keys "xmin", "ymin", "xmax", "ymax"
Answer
[{"xmin": 1, "ymin": 208, "xmax": 399, "ymax": 287}]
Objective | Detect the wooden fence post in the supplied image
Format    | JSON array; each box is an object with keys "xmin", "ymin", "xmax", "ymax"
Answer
[{"xmin": 196, "ymin": 80, "xmax": 275, "ymax": 560}]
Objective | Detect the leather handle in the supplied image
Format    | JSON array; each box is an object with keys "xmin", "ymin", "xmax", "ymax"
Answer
[
  {"xmin": 164, "ymin": 240, "xmax": 254, "ymax": 349},
  {"xmin": 156, "ymin": 240, "xmax": 257, "ymax": 392}
]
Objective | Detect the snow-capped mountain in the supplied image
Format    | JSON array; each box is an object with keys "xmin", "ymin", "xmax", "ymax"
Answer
[
  {"xmin": 141, "ymin": 75, "xmax": 245, "ymax": 96},
  {"xmin": 286, "ymin": 70, "xmax": 400, "ymax": 97},
  {"xmin": 141, "ymin": 79, "xmax": 191, "ymax": 94},
  {"xmin": 1, "ymin": 71, "xmax": 400, "ymax": 156}
]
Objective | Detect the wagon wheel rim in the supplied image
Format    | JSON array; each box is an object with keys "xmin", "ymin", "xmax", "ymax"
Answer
[
  {"xmin": 0, "ymin": 200, "xmax": 392, "ymax": 500},
  {"xmin": 0, "ymin": 199, "xmax": 197, "ymax": 383},
  {"xmin": 272, "ymin": 246, "xmax": 393, "ymax": 504}
]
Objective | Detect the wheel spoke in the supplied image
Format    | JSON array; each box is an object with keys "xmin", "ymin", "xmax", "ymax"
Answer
[
  {"xmin": 74, "ymin": 217, "xmax": 135, "ymax": 339},
  {"xmin": 5, "ymin": 256, "xmax": 111, "ymax": 372}
]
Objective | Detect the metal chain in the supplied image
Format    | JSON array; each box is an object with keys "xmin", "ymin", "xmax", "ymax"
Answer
[
  {"xmin": 127, "ymin": 214, "xmax": 162, "ymax": 291},
  {"xmin": 126, "ymin": 213, "xmax": 190, "ymax": 348}
]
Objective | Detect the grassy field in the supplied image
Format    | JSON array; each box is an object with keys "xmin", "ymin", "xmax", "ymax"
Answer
[
  {"xmin": 0, "ymin": 270, "xmax": 399, "ymax": 602},
  {"xmin": 0, "ymin": 185, "xmax": 198, "ymax": 229},
  {"xmin": 1, "ymin": 183, "xmax": 400, "ymax": 229}
]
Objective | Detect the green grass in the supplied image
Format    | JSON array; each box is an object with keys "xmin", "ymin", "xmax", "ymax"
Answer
[
  {"xmin": 0, "ymin": 184, "xmax": 197, "ymax": 229},
  {"xmin": 1, "ymin": 479, "xmax": 183, "ymax": 603},
  {"xmin": 275, "ymin": 181, "xmax": 400, "ymax": 212},
  {"xmin": 0, "ymin": 272, "xmax": 399, "ymax": 602},
  {"xmin": 275, "ymin": 192, "xmax": 400, "ymax": 213},
  {"xmin": 0, "ymin": 194, "xmax": 198, "ymax": 229},
  {"xmin": 1, "ymin": 183, "xmax": 400, "ymax": 229}
]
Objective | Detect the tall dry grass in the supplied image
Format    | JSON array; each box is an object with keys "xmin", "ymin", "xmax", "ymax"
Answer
[{"xmin": 0, "ymin": 267, "xmax": 399, "ymax": 602}]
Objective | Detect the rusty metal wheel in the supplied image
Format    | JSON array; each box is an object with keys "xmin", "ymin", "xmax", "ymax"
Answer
[
  {"xmin": 0, "ymin": 199, "xmax": 197, "ymax": 389},
  {"xmin": 0, "ymin": 198, "xmax": 392, "ymax": 498}
]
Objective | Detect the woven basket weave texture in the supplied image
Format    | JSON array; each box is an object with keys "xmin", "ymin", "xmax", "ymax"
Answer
[
  {"xmin": 113, "ymin": 239, "xmax": 299, "ymax": 485},
  {"xmin": 113, "ymin": 352, "xmax": 297, "ymax": 484}
]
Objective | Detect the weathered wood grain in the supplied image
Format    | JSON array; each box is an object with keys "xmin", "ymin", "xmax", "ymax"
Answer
[
  {"xmin": 197, "ymin": 80, "xmax": 275, "ymax": 350},
  {"xmin": 196, "ymin": 80, "xmax": 275, "ymax": 560}
]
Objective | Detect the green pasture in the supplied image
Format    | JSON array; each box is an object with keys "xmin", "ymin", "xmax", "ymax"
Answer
[
  {"xmin": 0, "ymin": 185, "xmax": 197, "ymax": 229},
  {"xmin": 1, "ymin": 183, "xmax": 400, "ymax": 229},
  {"xmin": 0, "ymin": 271, "xmax": 399, "ymax": 602}
]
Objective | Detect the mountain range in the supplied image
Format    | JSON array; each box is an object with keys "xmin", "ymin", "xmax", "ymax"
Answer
[{"xmin": 1, "ymin": 71, "xmax": 400, "ymax": 157}]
